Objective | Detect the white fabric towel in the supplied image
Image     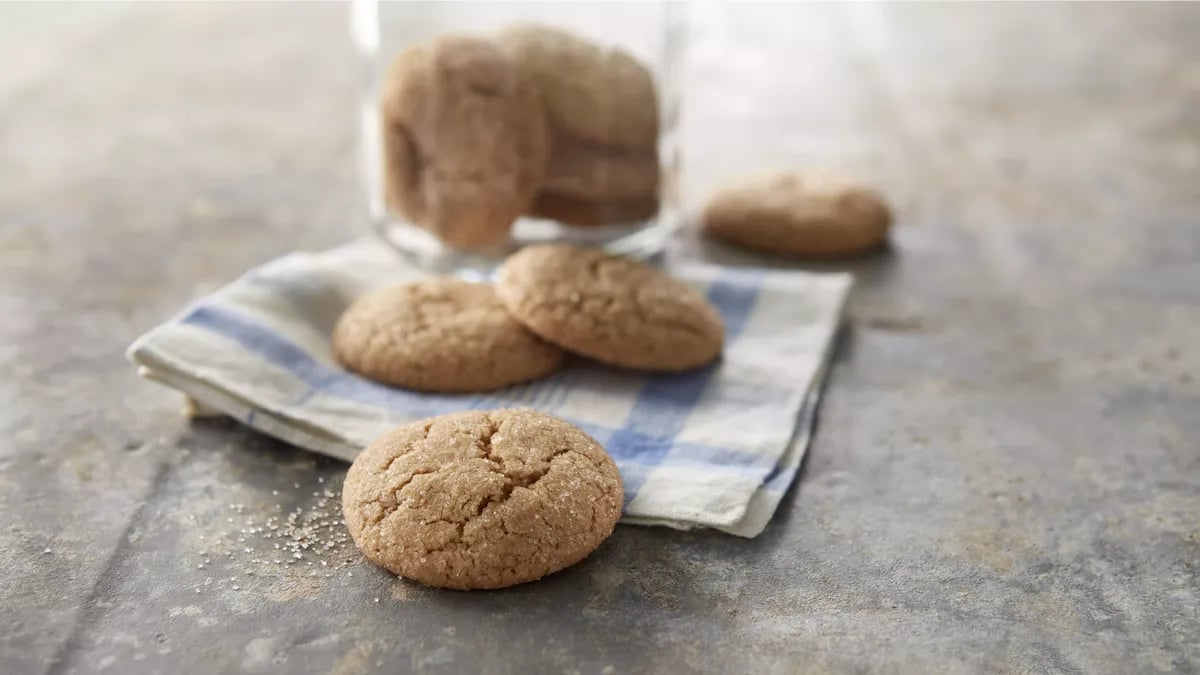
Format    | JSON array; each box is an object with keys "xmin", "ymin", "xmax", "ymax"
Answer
[{"xmin": 127, "ymin": 238, "xmax": 850, "ymax": 537}]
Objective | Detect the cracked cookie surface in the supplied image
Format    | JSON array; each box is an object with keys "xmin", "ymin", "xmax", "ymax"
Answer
[
  {"xmin": 332, "ymin": 279, "xmax": 563, "ymax": 393},
  {"xmin": 342, "ymin": 409, "xmax": 623, "ymax": 590},
  {"xmin": 496, "ymin": 244, "xmax": 724, "ymax": 371},
  {"xmin": 702, "ymin": 171, "xmax": 892, "ymax": 258}
]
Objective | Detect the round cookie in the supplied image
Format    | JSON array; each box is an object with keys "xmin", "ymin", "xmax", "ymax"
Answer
[
  {"xmin": 342, "ymin": 409, "xmax": 624, "ymax": 590},
  {"xmin": 541, "ymin": 138, "xmax": 660, "ymax": 200},
  {"xmin": 332, "ymin": 279, "xmax": 562, "ymax": 393},
  {"xmin": 381, "ymin": 35, "xmax": 549, "ymax": 250},
  {"xmin": 529, "ymin": 191, "xmax": 658, "ymax": 227},
  {"xmin": 496, "ymin": 244, "xmax": 724, "ymax": 371},
  {"xmin": 498, "ymin": 25, "xmax": 658, "ymax": 150},
  {"xmin": 702, "ymin": 171, "xmax": 892, "ymax": 258}
]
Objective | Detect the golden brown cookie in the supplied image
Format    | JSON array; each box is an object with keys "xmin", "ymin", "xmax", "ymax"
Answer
[
  {"xmin": 541, "ymin": 137, "xmax": 660, "ymax": 200},
  {"xmin": 496, "ymin": 244, "xmax": 724, "ymax": 371},
  {"xmin": 498, "ymin": 25, "xmax": 658, "ymax": 150},
  {"xmin": 381, "ymin": 35, "xmax": 548, "ymax": 251},
  {"xmin": 332, "ymin": 279, "xmax": 562, "ymax": 393},
  {"xmin": 702, "ymin": 171, "xmax": 893, "ymax": 258},
  {"xmin": 529, "ymin": 191, "xmax": 658, "ymax": 227},
  {"xmin": 342, "ymin": 409, "xmax": 624, "ymax": 590}
]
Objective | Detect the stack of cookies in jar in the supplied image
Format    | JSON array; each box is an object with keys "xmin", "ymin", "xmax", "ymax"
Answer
[{"xmin": 379, "ymin": 25, "xmax": 660, "ymax": 251}]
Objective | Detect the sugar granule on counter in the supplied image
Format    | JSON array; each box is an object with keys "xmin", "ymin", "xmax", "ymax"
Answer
[{"xmin": 193, "ymin": 476, "xmax": 356, "ymax": 589}]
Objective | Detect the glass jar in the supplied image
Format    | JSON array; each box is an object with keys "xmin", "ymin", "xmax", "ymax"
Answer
[{"xmin": 351, "ymin": 0, "xmax": 685, "ymax": 273}]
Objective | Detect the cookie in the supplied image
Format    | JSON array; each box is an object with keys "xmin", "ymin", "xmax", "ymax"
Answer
[
  {"xmin": 342, "ymin": 409, "xmax": 624, "ymax": 590},
  {"xmin": 332, "ymin": 279, "xmax": 562, "ymax": 393},
  {"xmin": 380, "ymin": 35, "xmax": 548, "ymax": 250},
  {"xmin": 702, "ymin": 171, "xmax": 892, "ymax": 258},
  {"xmin": 498, "ymin": 25, "xmax": 658, "ymax": 150},
  {"xmin": 541, "ymin": 137, "xmax": 660, "ymax": 200},
  {"xmin": 496, "ymin": 244, "xmax": 724, "ymax": 371},
  {"xmin": 529, "ymin": 191, "xmax": 658, "ymax": 227}
]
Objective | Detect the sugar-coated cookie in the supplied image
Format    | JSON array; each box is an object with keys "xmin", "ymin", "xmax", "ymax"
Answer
[
  {"xmin": 380, "ymin": 35, "xmax": 548, "ymax": 250},
  {"xmin": 541, "ymin": 138, "xmax": 660, "ymax": 201},
  {"xmin": 498, "ymin": 25, "xmax": 658, "ymax": 150},
  {"xmin": 332, "ymin": 279, "xmax": 562, "ymax": 393},
  {"xmin": 529, "ymin": 192, "xmax": 659, "ymax": 227},
  {"xmin": 342, "ymin": 409, "xmax": 623, "ymax": 590},
  {"xmin": 496, "ymin": 244, "xmax": 724, "ymax": 371},
  {"xmin": 702, "ymin": 171, "xmax": 892, "ymax": 258}
]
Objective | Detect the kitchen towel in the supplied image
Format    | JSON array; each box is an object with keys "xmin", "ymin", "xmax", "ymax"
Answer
[{"xmin": 127, "ymin": 238, "xmax": 851, "ymax": 537}]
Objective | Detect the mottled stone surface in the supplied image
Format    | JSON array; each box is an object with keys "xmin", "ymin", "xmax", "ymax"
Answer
[{"xmin": 1, "ymin": 3, "xmax": 1197, "ymax": 674}]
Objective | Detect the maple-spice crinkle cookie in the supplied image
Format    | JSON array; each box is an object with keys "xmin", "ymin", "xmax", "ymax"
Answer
[
  {"xmin": 498, "ymin": 25, "xmax": 659, "ymax": 150},
  {"xmin": 332, "ymin": 279, "xmax": 563, "ymax": 393},
  {"xmin": 540, "ymin": 137, "xmax": 660, "ymax": 201},
  {"xmin": 702, "ymin": 171, "xmax": 893, "ymax": 258},
  {"xmin": 342, "ymin": 409, "xmax": 624, "ymax": 590},
  {"xmin": 496, "ymin": 244, "xmax": 725, "ymax": 371},
  {"xmin": 380, "ymin": 34, "xmax": 549, "ymax": 251}
]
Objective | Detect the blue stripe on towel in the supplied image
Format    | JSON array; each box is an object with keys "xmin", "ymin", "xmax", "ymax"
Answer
[
  {"xmin": 762, "ymin": 464, "xmax": 799, "ymax": 494},
  {"xmin": 611, "ymin": 274, "xmax": 764, "ymax": 506},
  {"xmin": 182, "ymin": 306, "xmax": 478, "ymax": 417}
]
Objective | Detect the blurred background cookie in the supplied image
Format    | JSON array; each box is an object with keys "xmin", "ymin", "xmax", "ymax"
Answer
[
  {"xmin": 529, "ymin": 192, "xmax": 658, "ymax": 227},
  {"xmin": 499, "ymin": 25, "xmax": 659, "ymax": 151},
  {"xmin": 702, "ymin": 171, "xmax": 892, "ymax": 258},
  {"xmin": 541, "ymin": 137, "xmax": 659, "ymax": 201},
  {"xmin": 380, "ymin": 35, "xmax": 548, "ymax": 250}
]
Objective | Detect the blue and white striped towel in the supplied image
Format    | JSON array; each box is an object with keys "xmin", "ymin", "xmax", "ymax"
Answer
[{"xmin": 127, "ymin": 238, "xmax": 851, "ymax": 537}]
